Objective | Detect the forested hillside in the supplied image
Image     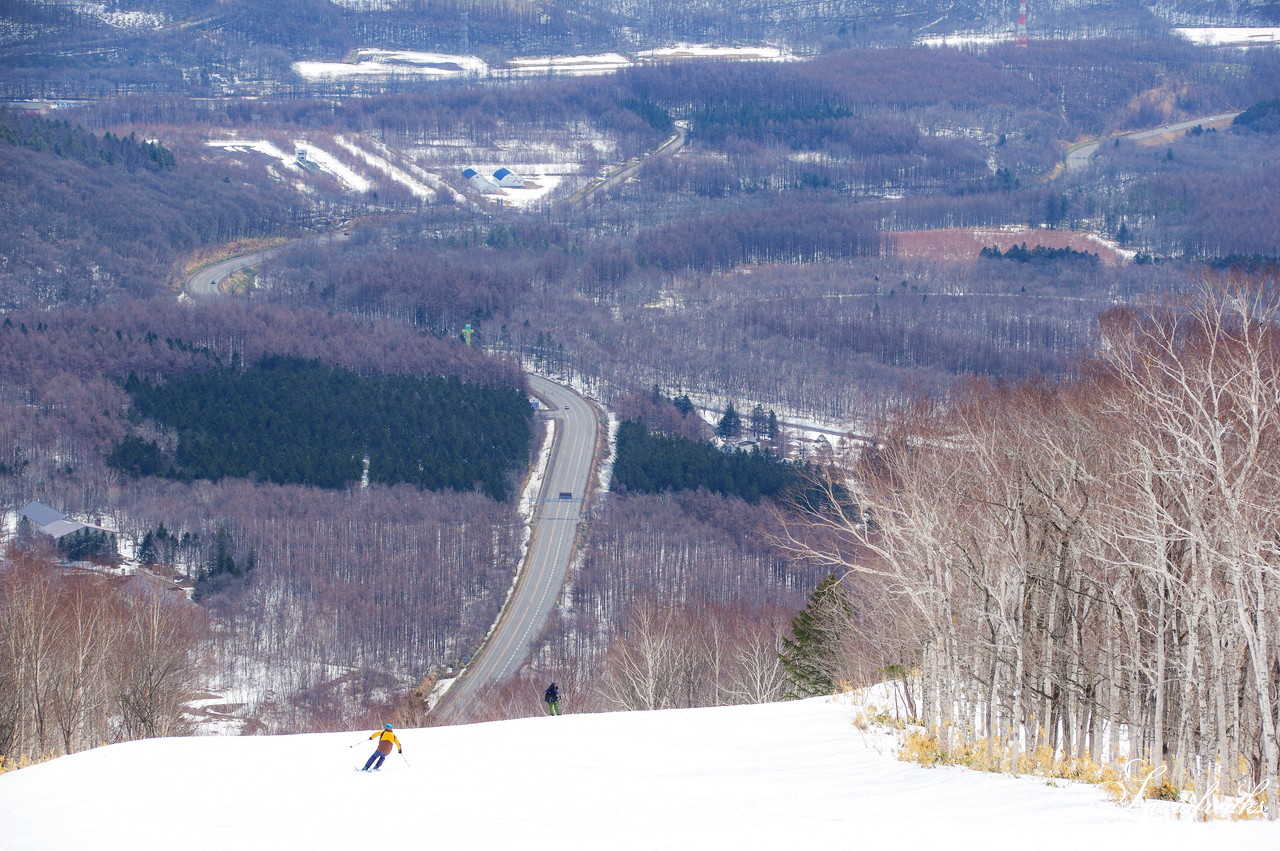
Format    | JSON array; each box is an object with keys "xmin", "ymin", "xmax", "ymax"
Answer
[
  {"xmin": 0, "ymin": 300, "xmax": 530, "ymax": 748},
  {"xmin": 0, "ymin": 110, "xmax": 298, "ymax": 307},
  {"xmin": 612, "ymin": 420, "xmax": 801, "ymax": 504},
  {"xmin": 3, "ymin": 0, "xmax": 1280, "ymax": 797}
]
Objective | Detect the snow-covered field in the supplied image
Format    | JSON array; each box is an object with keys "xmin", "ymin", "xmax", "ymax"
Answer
[
  {"xmin": 635, "ymin": 44, "xmax": 793, "ymax": 62},
  {"xmin": 920, "ymin": 27, "xmax": 1280, "ymax": 49},
  {"xmin": 918, "ymin": 32, "xmax": 1015, "ymax": 48},
  {"xmin": 1175, "ymin": 27, "xmax": 1280, "ymax": 46},
  {"xmin": 207, "ymin": 138, "xmax": 379, "ymax": 193},
  {"xmin": 508, "ymin": 52, "xmax": 635, "ymax": 77},
  {"xmin": 294, "ymin": 43, "xmax": 794, "ymax": 82},
  {"xmin": 2, "ymin": 696, "xmax": 1277, "ymax": 850},
  {"xmin": 295, "ymin": 49, "xmax": 488, "ymax": 80}
]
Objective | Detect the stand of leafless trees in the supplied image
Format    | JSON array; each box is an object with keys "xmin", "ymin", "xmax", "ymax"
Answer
[
  {"xmin": 0, "ymin": 544, "xmax": 207, "ymax": 767},
  {"xmin": 783, "ymin": 278, "xmax": 1280, "ymax": 818},
  {"xmin": 187, "ymin": 480, "xmax": 523, "ymax": 727},
  {"xmin": 451, "ymin": 492, "xmax": 824, "ymax": 721}
]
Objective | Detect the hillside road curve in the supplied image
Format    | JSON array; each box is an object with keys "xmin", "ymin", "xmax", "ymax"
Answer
[
  {"xmin": 1066, "ymin": 111, "xmax": 1240, "ymax": 171},
  {"xmin": 185, "ymin": 232, "xmax": 350, "ymax": 296},
  {"xmin": 186, "ymin": 247, "xmax": 281, "ymax": 297}
]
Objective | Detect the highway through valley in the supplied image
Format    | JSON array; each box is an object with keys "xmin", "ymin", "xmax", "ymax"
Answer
[
  {"xmin": 433, "ymin": 375, "xmax": 598, "ymax": 721},
  {"xmin": 185, "ymin": 251, "xmax": 601, "ymax": 723}
]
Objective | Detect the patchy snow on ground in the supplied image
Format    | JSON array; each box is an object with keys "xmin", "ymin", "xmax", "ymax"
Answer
[
  {"xmin": 292, "ymin": 141, "xmax": 372, "ymax": 192},
  {"xmin": 1175, "ymin": 27, "xmax": 1280, "ymax": 46},
  {"xmin": 3, "ymin": 694, "xmax": 1277, "ymax": 850},
  {"xmin": 71, "ymin": 3, "xmax": 166, "ymax": 29},
  {"xmin": 362, "ymin": 137, "xmax": 469, "ymax": 205},
  {"xmin": 206, "ymin": 138, "xmax": 296, "ymax": 167},
  {"xmin": 327, "ymin": 0, "xmax": 413, "ymax": 7},
  {"xmin": 198, "ymin": 137, "xmax": 367, "ymax": 193}
]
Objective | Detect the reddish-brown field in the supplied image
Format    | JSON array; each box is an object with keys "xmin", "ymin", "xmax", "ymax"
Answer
[{"xmin": 890, "ymin": 227, "xmax": 1132, "ymax": 266}]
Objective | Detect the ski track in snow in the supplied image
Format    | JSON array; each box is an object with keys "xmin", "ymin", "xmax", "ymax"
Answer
[
  {"xmin": 292, "ymin": 141, "xmax": 371, "ymax": 192},
  {"xmin": 333, "ymin": 136, "xmax": 434, "ymax": 199}
]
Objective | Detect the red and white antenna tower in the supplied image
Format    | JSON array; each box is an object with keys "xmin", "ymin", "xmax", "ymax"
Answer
[{"xmin": 1016, "ymin": 0, "xmax": 1028, "ymax": 47}]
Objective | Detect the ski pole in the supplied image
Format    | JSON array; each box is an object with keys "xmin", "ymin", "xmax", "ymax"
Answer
[{"xmin": 400, "ymin": 752, "xmax": 411, "ymax": 768}]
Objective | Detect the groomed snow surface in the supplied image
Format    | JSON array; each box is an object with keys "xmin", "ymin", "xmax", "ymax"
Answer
[{"xmin": 2, "ymin": 696, "xmax": 1277, "ymax": 850}]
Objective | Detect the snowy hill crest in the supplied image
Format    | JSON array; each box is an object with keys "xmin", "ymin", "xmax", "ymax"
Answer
[{"xmin": 2, "ymin": 696, "xmax": 1277, "ymax": 850}]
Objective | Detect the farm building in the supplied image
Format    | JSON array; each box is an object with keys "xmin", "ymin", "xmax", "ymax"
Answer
[
  {"xmin": 462, "ymin": 168, "xmax": 502, "ymax": 194},
  {"xmin": 493, "ymin": 167, "xmax": 525, "ymax": 188},
  {"xmin": 18, "ymin": 501, "xmax": 95, "ymax": 539}
]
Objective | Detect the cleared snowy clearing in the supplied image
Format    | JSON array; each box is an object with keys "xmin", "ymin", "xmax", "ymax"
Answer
[
  {"xmin": 206, "ymin": 138, "xmax": 295, "ymax": 166},
  {"xmin": 295, "ymin": 49, "xmax": 488, "ymax": 80},
  {"xmin": 294, "ymin": 44, "xmax": 794, "ymax": 81},
  {"xmin": 2, "ymin": 696, "xmax": 1276, "ymax": 850},
  {"xmin": 205, "ymin": 139, "xmax": 371, "ymax": 192},
  {"xmin": 918, "ymin": 32, "xmax": 1015, "ymax": 48},
  {"xmin": 508, "ymin": 53, "xmax": 634, "ymax": 76},
  {"xmin": 635, "ymin": 43, "xmax": 793, "ymax": 61},
  {"xmin": 291, "ymin": 141, "xmax": 372, "ymax": 192},
  {"xmin": 1175, "ymin": 27, "xmax": 1280, "ymax": 46},
  {"xmin": 465, "ymin": 163, "xmax": 576, "ymax": 208}
]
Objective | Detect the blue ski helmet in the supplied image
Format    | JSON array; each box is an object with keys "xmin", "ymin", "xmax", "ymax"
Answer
[{"xmin": 384, "ymin": 724, "xmax": 393, "ymax": 730}]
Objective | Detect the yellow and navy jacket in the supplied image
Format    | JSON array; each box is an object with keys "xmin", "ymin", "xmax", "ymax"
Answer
[{"xmin": 370, "ymin": 729, "xmax": 401, "ymax": 754}]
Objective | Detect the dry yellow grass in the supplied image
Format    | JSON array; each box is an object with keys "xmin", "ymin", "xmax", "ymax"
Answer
[{"xmin": 0, "ymin": 751, "xmax": 60, "ymax": 776}]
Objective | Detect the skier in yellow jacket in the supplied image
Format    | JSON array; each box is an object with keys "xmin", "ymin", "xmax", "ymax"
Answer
[{"xmin": 362, "ymin": 724, "xmax": 402, "ymax": 771}]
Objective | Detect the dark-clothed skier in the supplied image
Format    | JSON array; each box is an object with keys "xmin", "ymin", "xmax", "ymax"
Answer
[
  {"xmin": 544, "ymin": 682, "xmax": 561, "ymax": 716},
  {"xmin": 362, "ymin": 724, "xmax": 402, "ymax": 771}
]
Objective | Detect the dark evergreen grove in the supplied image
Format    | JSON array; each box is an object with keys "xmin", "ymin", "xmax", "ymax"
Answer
[
  {"xmin": 0, "ymin": 110, "xmax": 176, "ymax": 172},
  {"xmin": 1233, "ymin": 97, "xmax": 1280, "ymax": 134},
  {"xmin": 612, "ymin": 420, "xmax": 802, "ymax": 504},
  {"xmin": 109, "ymin": 355, "xmax": 532, "ymax": 500},
  {"xmin": 778, "ymin": 574, "xmax": 853, "ymax": 699},
  {"xmin": 56, "ymin": 528, "xmax": 120, "ymax": 564},
  {"xmin": 979, "ymin": 243, "xmax": 1100, "ymax": 265}
]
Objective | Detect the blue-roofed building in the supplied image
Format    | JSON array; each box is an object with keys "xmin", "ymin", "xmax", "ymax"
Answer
[
  {"xmin": 462, "ymin": 167, "xmax": 502, "ymax": 194},
  {"xmin": 493, "ymin": 167, "xmax": 524, "ymax": 188}
]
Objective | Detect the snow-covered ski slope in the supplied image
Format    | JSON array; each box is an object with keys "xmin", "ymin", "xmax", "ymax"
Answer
[{"xmin": 1, "ymin": 696, "xmax": 1277, "ymax": 850}]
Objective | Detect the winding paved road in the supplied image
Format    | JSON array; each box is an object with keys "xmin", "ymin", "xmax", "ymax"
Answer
[
  {"xmin": 186, "ymin": 246, "xmax": 282, "ymax": 297},
  {"xmin": 565, "ymin": 124, "xmax": 687, "ymax": 206},
  {"xmin": 185, "ymin": 232, "xmax": 351, "ymax": 297},
  {"xmin": 1066, "ymin": 112, "xmax": 1240, "ymax": 172},
  {"xmin": 433, "ymin": 375, "xmax": 598, "ymax": 721}
]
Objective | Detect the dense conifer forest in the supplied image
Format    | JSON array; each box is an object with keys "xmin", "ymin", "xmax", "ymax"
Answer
[
  {"xmin": 612, "ymin": 420, "xmax": 801, "ymax": 504},
  {"xmin": 112, "ymin": 355, "xmax": 531, "ymax": 500}
]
